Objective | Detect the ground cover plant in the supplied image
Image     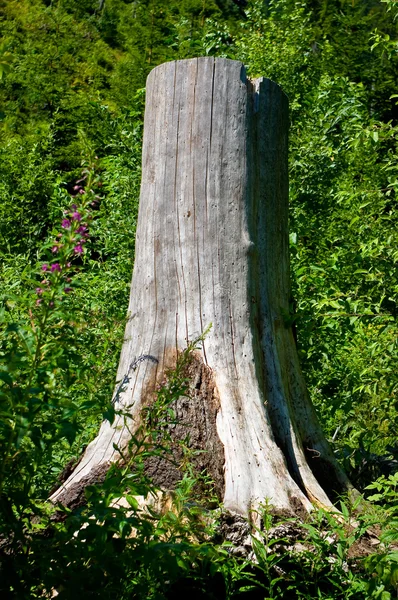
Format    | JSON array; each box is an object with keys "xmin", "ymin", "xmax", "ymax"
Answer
[{"xmin": 0, "ymin": 0, "xmax": 397, "ymax": 596}]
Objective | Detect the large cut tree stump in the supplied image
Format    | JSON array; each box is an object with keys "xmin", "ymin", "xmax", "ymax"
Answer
[{"xmin": 51, "ymin": 57, "xmax": 352, "ymax": 516}]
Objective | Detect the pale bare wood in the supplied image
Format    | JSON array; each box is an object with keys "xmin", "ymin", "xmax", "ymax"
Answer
[{"xmin": 51, "ymin": 58, "xmax": 352, "ymax": 516}]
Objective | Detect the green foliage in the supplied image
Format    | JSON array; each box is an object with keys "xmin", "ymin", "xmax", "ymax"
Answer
[
  {"xmin": 235, "ymin": 497, "xmax": 398, "ymax": 599},
  {"xmin": 0, "ymin": 157, "xmax": 104, "ymax": 504},
  {"xmin": 0, "ymin": 313, "xmax": 237, "ymax": 598},
  {"xmin": 235, "ymin": 0, "xmax": 398, "ymax": 480},
  {"xmin": 0, "ymin": 133, "xmax": 57, "ymax": 255}
]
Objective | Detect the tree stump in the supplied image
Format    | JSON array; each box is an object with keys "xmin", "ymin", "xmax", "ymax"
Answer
[{"xmin": 51, "ymin": 57, "xmax": 352, "ymax": 517}]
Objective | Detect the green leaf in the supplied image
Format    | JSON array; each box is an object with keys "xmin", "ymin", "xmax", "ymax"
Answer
[{"xmin": 0, "ymin": 371, "xmax": 13, "ymax": 386}]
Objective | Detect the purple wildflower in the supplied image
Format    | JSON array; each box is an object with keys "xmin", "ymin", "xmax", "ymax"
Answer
[
  {"xmin": 36, "ymin": 299, "xmax": 42, "ymax": 306},
  {"xmin": 74, "ymin": 244, "xmax": 83, "ymax": 255},
  {"xmin": 64, "ymin": 287, "xmax": 72, "ymax": 293},
  {"xmin": 52, "ymin": 246, "xmax": 59, "ymax": 254},
  {"xmin": 66, "ymin": 262, "xmax": 72, "ymax": 269},
  {"xmin": 71, "ymin": 211, "xmax": 82, "ymax": 222},
  {"xmin": 73, "ymin": 185, "xmax": 81, "ymax": 191},
  {"xmin": 79, "ymin": 189, "xmax": 85, "ymax": 195},
  {"xmin": 77, "ymin": 225, "xmax": 88, "ymax": 235},
  {"xmin": 42, "ymin": 264, "xmax": 48, "ymax": 272},
  {"xmin": 35, "ymin": 287, "xmax": 43, "ymax": 295},
  {"xmin": 62, "ymin": 219, "xmax": 71, "ymax": 229},
  {"xmin": 51, "ymin": 263, "xmax": 61, "ymax": 272}
]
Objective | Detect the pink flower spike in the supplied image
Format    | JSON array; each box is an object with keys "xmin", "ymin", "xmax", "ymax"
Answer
[
  {"xmin": 62, "ymin": 219, "xmax": 71, "ymax": 229},
  {"xmin": 73, "ymin": 185, "xmax": 81, "ymax": 191},
  {"xmin": 49, "ymin": 301, "xmax": 54, "ymax": 308},
  {"xmin": 79, "ymin": 189, "xmax": 85, "ymax": 195},
  {"xmin": 77, "ymin": 225, "xmax": 88, "ymax": 234},
  {"xmin": 35, "ymin": 287, "xmax": 43, "ymax": 295},
  {"xmin": 74, "ymin": 244, "xmax": 83, "ymax": 255},
  {"xmin": 41, "ymin": 264, "xmax": 48, "ymax": 272},
  {"xmin": 52, "ymin": 246, "xmax": 58, "ymax": 254},
  {"xmin": 51, "ymin": 263, "xmax": 61, "ymax": 272},
  {"xmin": 36, "ymin": 299, "xmax": 42, "ymax": 306},
  {"xmin": 72, "ymin": 211, "xmax": 82, "ymax": 221},
  {"xmin": 66, "ymin": 262, "xmax": 72, "ymax": 268}
]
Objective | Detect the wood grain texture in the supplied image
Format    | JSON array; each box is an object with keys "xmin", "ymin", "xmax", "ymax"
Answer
[{"xmin": 51, "ymin": 58, "xmax": 352, "ymax": 516}]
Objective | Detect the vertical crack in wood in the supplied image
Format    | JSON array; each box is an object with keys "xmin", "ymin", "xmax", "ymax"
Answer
[
  {"xmin": 209, "ymin": 57, "xmax": 215, "ymax": 156},
  {"xmin": 173, "ymin": 65, "xmax": 188, "ymax": 345}
]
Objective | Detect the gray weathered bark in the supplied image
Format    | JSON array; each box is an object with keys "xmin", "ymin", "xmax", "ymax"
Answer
[{"xmin": 51, "ymin": 57, "xmax": 352, "ymax": 517}]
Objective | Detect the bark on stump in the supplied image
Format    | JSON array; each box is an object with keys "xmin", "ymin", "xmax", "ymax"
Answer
[{"xmin": 51, "ymin": 57, "xmax": 352, "ymax": 517}]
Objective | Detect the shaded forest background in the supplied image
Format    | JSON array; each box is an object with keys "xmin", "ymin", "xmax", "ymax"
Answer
[{"xmin": 0, "ymin": 0, "xmax": 397, "ymax": 597}]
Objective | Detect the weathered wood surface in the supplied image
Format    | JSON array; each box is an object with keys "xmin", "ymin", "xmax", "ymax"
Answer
[{"xmin": 51, "ymin": 57, "xmax": 351, "ymax": 515}]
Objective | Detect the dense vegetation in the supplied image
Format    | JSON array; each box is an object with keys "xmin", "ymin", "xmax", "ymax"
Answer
[{"xmin": 0, "ymin": 0, "xmax": 397, "ymax": 597}]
